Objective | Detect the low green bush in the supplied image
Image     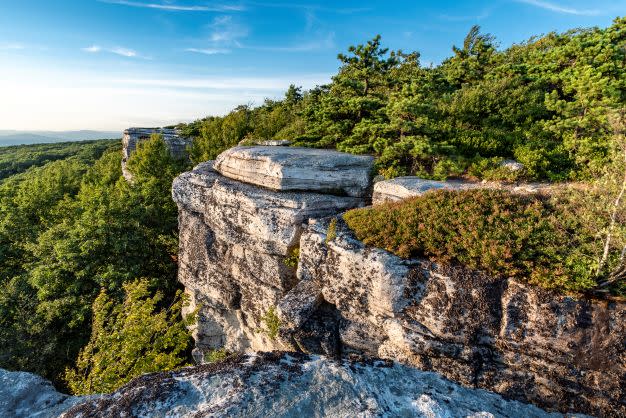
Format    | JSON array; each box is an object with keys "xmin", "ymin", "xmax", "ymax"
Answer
[
  {"xmin": 343, "ymin": 189, "xmax": 623, "ymax": 296},
  {"xmin": 260, "ymin": 306, "xmax": 281, "ymax": 340}
]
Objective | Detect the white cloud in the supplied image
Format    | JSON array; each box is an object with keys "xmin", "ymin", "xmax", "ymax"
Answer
[
  {"xmin": 208, "ymin": 15, "xmax": 248, "ymax": 45},
  {"xmin": 185, "ymin": 47, "xmax": 231, "ymax": 55},
  {"xmin": 110, "ymin": 47, "xmax": 137, "ymax": 57},
  {"xmin": 113, "ymin": 74, "xmax": 330, "ymax": 90},
  {"xmin": 514, "ymin": 0, "xmax": 600, "ymax": 16},
  {"xmin": 81, "ymin": 45, "xmax": 146, "ymax": 58},
  {"xmin": 82, "ymin": 45, "xmax": 102, "ymax": 53},
  {"xmin": 98, "ymin": 0, "xmax": 244, "ymax": 12}
]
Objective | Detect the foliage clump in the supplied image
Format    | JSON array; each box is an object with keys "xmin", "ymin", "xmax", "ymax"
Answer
[
  {"xmin": 325, "ymin": 218, "xmax": 338, "ymax": 244},
  {"xmin": 0, "ymin": 136, "xmax": 191, "ymax": 387},
  {"xmin": 204, "ymin": 348, "xmax": 229, "ymax": 363},
  {"xmin": 343, "ymin": 188, "xmax": 625, "ymax": 296},
  {"xmin": 283, "ymin": 246, "xmax": 300, "ymax": 268},
  {"xmin": 260, "ymin": 306, "xmax": 281, "ymax": 340},
  {"xmin": 64, "ymin": 279, "xmax": 193, "ymax": 394}
]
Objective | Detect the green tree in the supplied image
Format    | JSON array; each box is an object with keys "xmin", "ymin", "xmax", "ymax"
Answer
[{"xmin": 64, "ymin": 279, "xmax": 193, "ymax": 394}]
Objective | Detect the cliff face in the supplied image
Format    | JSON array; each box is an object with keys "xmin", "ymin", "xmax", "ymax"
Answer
[
  {"xmin": 172, "ymin": 150, "xmax": 371, "ymax": 358},
  {"xmin": 291, "ymin": 219, "xmax": 625, "ymax": 416},
  {"xmin": 122, "ymin": 127, "xmax": 192, "ymax": 181},
  {"xmin": 172, "ymin": 146, "xmax": 625, "ymax": 417}
]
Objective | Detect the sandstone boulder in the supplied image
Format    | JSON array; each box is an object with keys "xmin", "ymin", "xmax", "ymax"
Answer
[
  {"xmin": 373, "ymin": 176, "xmax": 479, "ymax": 205},
  {"xmin": 172, "ymin": 161, "xmax": 367, "ymax": 356},
  {"xmin": 214, "ymin": 146, "xmax": 374, "ymax": 197}
]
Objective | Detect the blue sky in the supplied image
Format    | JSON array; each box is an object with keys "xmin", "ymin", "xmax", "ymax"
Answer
[{"xmin": 0, "ymin": 0, "xmax": 623, "ymax": 131}]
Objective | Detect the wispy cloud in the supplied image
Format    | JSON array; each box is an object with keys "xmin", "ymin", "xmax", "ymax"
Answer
[
  {"xmin": 514, "ymin": 0, "xmax": 600, "ymax": 16},
  {"xmin": 249, "ymin": 2, "xmax": 371, "ymax": 14},
  {"xmin": 0, "ymin": 42, "xmax": 26, "ymax": 50},
  {"xmin": 81, "ymin": 45, "xmax": 147, "ymax": 58},
  {"xmin": 110, "ymin": 47, "xmax": 137, "ymax": 57},
  {"xmin": 113, "ymin": 74, "xmax": 330, "ymax": 90},
  {"xmin": 98, "ymin": 0, "xmax": 245, "ymax": 12},
  {"xmin": 208, "ymin": 15, "xmax": 248, "ymax": 45},
  {"xmin": 82, "ymin": 45, "xmax": 102, "ymax": 53},
  {"xmin": 185, "ymin": 47, "xmax": 231, "ymax": 55},
  {"xmin": 439, "ymin": 9, "xmax": 491, "ymax": 21}
]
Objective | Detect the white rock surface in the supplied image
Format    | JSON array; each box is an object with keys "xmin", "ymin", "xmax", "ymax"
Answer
[
  {"xmin": 499, "ymin": 159, "xmax": 525, "ymax": 172},
  {"xmin": 373, "ymin": 176, "xmax": 479, "ymax": 205},
  {"xmin": 0, "ymin": 369, "xmax": 91, "ymax": 418},
  {"xmin": 55, "ymin": 353, "xmax": 570, "ymax": 418},
  {"xmin": 214, "ymin": 146, "xmax": 374, "ymax": 197},
  {"xmin": 292, "ymin": 219, "xmax": 624, "ymax": 416},
  {"xmin": 172, "ymin": 161, "xmax": 367, "ymax": 356}
]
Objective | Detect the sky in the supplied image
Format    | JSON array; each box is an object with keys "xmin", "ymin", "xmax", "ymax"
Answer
[{"xmin": 0, "ymin": 0, "xmax": 624, "ymax": 131}]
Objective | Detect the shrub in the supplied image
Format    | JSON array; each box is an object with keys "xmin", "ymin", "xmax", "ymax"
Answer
[
  {"xmin": 283, "ymin": 247, "xmax": 300, "ymax": 268},
  {"xmin": 343, "ymin": 189, "xmax": 621, "ymax": 296},
  {"xmin": 326, "ymin": 218, "xmax": 338, "ymax": 243},
  {"xmin": 64, "ymin": 280, "xmax": 194, "ymax": 394},
  {"xmin": 260, "ymin": 306, "xmax": 281, "ymax": 340},
  {"xmin": 204, "ymin": 348, "xmax": 228, "ymax": 363}
]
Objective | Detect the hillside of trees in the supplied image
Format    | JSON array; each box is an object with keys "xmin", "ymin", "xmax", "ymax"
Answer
[
  {"xmin": 0, "ymin": 138, "xmax": 192, "ymax": 392},
  {"xmin": 0, "ymin": 18, "xmax": 623, "ymax": 396},
  {"xmin": 0, "ymin": 139, "xmax": 115, "ymax": 181},
  {"xmin": 185, "ymin": 18, "xmax": 625, "ymax": 183}
]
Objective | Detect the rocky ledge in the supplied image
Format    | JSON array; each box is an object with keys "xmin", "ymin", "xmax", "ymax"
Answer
[
  {"xmin": 172, "ymin": 157, "xmax": 369, "ymax": 357},
  {"xmin": 284, "ymin": 218, "xmax": 625, "ymax": 416},
  {"xmin": 372, "ymin": 176, "xmax": 558, "ymax": 205},
  {"xmin": 214, "ymin": 146, "xmax": 375, "ymax": 197},
  {"xmin": 173, "ymin": 146, "xmax": 624, "ymax": 417},
  {"xmin": 1, "ymin": 353, "xmax": 585, "ymax": 418}
]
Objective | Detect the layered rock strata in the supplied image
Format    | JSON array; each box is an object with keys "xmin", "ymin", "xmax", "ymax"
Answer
[
  {"xmin": 214, "ymin": 146, "xmax": 374, "ymax": 197},
  {"xmin": 174, "ymin": 147, "xmax": 624, "ymax": 416},
  {"xmin": 172, "ymin": 152, "xmax": 371, "ymax": 361},
  {"xmin": 122, "ymin": 127, "xmax": 192, "ymax": 181},
  {"xmin": 373, "ymin": 176, "xmax": 558, "ymax": 205},
  {"xmin": 279, "ymin": 218, "xmax": 625, "ymax": 417},
  {"xmin": 373, "ymin": 177, "xmax": 480, "ymax": 204}
]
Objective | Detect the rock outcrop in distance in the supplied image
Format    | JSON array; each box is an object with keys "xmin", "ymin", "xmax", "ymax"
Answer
[
  {"xmin": 122, "ymin": 127, "xmax": 192, "ymax": 181},
  {"xmin": 1, "ymin": 354, "xmax": 584, "ymax": 418},
  {"xmin": 172, "ymin": 145, "xmax": 625, "ymax": 417}
]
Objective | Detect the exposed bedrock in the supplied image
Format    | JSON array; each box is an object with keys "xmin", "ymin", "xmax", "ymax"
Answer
[
  {"xmin": 214, "ymin": 146, "xmax": 375, "ymax": 197},
  {"xmin": 173, "ymin": 147, "xmax": 624, "ymax": 417},
  {"xmin": 284, "ymin": 218, "xmax": 625, "ymax": 417},
  {"xmin": 122, "ymin": 127, "xmax": 192, "ymax": 181},
  {"xmin": 172, "ymin": 155, "xmax": 370, "ymax": 359},
  {"xmin": 1, "ymin": 354, "xmax": 578, "ymax": 418},
  {"xmin": 372, "ymin": 175, "xmax": 557, "ymax": 205}
]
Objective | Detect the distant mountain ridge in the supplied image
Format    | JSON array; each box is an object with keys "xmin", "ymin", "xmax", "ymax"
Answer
[{"xmin": 0, "ymin": 130, "xmax": 120, "ymax": 146}]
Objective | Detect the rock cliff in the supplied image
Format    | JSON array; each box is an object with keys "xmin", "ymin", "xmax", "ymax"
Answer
[
  {"xmin": 0, "ymin": 354, "xmax": 582, "ymax": 417},
  {"xmin": 122, "ymin": 127, "xmax": 192, "ymax": 181},
  {"xmin": 172, "ymin": 149, "xmax": 370, "ymax": 359},
  {"xmin": 173, "ymin": 146, "xmax": 625, "ymax": 417}
]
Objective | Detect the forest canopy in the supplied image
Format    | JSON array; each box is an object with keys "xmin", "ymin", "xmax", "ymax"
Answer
[{"xmin": 185, "ymin": 18, "xmax": 625, "ymax": 182}]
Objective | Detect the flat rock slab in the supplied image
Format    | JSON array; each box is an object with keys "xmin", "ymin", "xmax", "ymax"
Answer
[
  {"xmin": 214, "ymin": 146, "xmax": 374, "ymax": 197},
  {"xmin": 373, "ymin": 177, "xmax": 479, "ymax": 205},
  {"xmin": 59, "ymin": 353, "xmax": 569, "ymax": 418}
]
